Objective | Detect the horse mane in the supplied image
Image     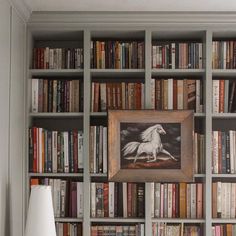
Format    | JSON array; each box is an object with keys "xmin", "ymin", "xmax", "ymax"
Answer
[{"xmin": 140, "ymin": 124, "xmax": 161, "ymax": 142}]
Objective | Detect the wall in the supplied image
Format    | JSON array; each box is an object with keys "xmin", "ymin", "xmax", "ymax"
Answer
[
  {"xmin": 0, "ymin": 0, "xmax": 26, "ymax": 236},
  {"xmin": 0, "ymin": 0, "xmax": 11, "ymax": 235}
]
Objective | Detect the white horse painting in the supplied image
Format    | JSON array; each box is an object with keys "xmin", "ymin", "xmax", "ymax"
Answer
[{"xmin": 122, "ymin": 124, "xmax": 177, "ymax": 163}]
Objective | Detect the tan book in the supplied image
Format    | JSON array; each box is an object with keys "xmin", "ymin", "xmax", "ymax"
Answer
[
  {"xmin": 179, "ymin": 183, "xmax": 187, "ymax": 218},
  {"xmin": 212, "ymin": 182, "xmax": 217, "ymax": 218},
  {"xmin": 196, "ymin": 183, "xmax": 203, "ymax": 219}
]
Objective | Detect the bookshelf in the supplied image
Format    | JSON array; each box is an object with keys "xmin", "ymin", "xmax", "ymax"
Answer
[{"xmin": 25, "ymin": 14, "xmax": 236, "ymax": 235}]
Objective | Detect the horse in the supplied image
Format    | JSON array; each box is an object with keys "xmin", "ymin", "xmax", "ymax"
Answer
[{"xmin": 122, "ymin": 124, "xmax": 177, "ymax": 163}]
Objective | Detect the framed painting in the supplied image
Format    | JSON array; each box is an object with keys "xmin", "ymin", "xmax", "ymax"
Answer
[{"xmin": 108, "ymin": 110, "xmax": 194, "ymax": 182}]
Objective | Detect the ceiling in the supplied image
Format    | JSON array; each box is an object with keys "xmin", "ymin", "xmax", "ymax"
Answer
[{"xmin": 23, "ymin": 0, "xmax": 236, "ymax": 12}]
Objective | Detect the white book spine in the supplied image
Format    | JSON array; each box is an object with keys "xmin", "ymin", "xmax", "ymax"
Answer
[
  {"xmin": 78, "ymin": 132, "xmax": 84, "ymax": 169},
  {"xmin": 160, "ymin": 184, "xmax": 164, "ymax": 218},
  {"xmin": 171, "ymin": 43, "xmax": 176, "ymax": 69},
  {"xmin": 231, "ymin": 183, "xmax": 236, "ymax": 218},
  {"xmin": 168, "ymin": 79, "xmax": 173, "ymax": 109},
  {"xmin": 108, "ymin": 182, "xmax": 115, "ymax": 217},
  {"xmin": 140, "ymin": 224, "xmax": 145, "ymax": 236},
  {"xmin": 167, "ymin": 184, "xmax": 172, "ymax": 218},
  {"xmin": 91, "ymin": 182, "xmax": 96, "ymax": 217},
  {"xmin": 221, "ymin": 183, "xmax": 226, "ymax": 218},
  {"xmin": 31, "ymin": 79, "xmax": 39, "ymax": 113},
  {"xmin": 225, "ymin": 182, "xmax": 231, "ymax": 218},
  {"xmin": 217, "ymin": 182, "xmax": 222, "ymax": 217},
  {"xmin": 212, "ymin": 80, "xmax": 220, "ymax": 113},
  {"xmin": 150, "ymin": 182, "xmax": 154, "ymax": 218},
  {"xmin": 77, "ymin": 182, "xmax": 83, "ymax": 218},
  {"xmin": 150, "ymin": 78, "xmax": 155, "ymax": 109},
  {"xmin": 123, "ymin": 182, "xmax": 127, "ymax": 218},
  {"xmin": 63, "ymin": 132, "xmax": 69, "ymax": 173},
  {"xmin": 190, "ymin": 183, "xmax": 196, "ymax": 219},
  {"xmin": 102, "ymin": 127, "xmax": 107, "ymax": 174},
  {"xmin": 223, "ymin": 41, "xmax": 227, "ymax": 69},
  {"xmin": 212, "ymin": 131, "xmax": 219, "ymax": 174},
  {"xmin": 154, "ymin": 183, "xmax": 161, "ymax": 218},
  {"xmin": 152, "ymin": 45, "xmax": 157, "ymax": 68},
  {"xmin": 52, "ymin": 131, "xmax": 58, "ymax": 173}
]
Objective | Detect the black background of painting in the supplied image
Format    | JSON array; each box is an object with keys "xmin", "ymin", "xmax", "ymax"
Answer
[{"xmin": 120, "ymin": 122, "xmax": 181, "ymax": 169}]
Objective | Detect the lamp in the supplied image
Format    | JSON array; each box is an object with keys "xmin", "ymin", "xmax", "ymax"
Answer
[{"xmin": 25, "ymin": 185, "xmax": 56, "ymax": 236}]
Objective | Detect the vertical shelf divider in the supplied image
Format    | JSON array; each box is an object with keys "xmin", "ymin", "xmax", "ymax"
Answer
[
  {"xmin": 204, "ymin": 29, "xmax": 213, "ymax": 235},
  {"xmin": 144, "ymin": 29, "xmax": 152, "ymax": 236},
  {"xmin": 83, "ymin": 29, "xmax": 91, "ymax": 236}
]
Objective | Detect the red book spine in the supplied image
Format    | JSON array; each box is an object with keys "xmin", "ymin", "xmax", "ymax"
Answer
[
  {"xmin": 173, "ymin": 80, "xmax": 178, "ymax": 110},
  {"xmin": 219, "ymin": 80, "xmax": 225, "ymax": 113},
  {"xmin": 33, "ymin": 127, "xmax": 38, "ymax": 173},
  {"xmin": 103, "ymin": 183, "xmax": 109, "ymax": 217},
  {"xmin": 127, "ymin": 183, "xmax": 132, "ymax": 217}
]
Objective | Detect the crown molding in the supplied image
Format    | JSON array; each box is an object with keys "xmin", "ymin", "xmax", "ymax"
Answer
[
  {"xmin": 28, "ymin": 11, "xmax": 236, "ymax": 26},
  {"xmin": 8, "ymin": 0, "xmax": 31, "ymax": 22}
]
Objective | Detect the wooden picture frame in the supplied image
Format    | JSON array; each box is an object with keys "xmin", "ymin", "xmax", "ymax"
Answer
[{"xmin": 108, "ymin": 110, "xmax": 194, "ymax": 182}]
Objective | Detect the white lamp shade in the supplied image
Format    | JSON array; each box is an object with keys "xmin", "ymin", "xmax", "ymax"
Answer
[{"xmin": 25, "ymin": 185, "xmax": 56, "ymax": 236}]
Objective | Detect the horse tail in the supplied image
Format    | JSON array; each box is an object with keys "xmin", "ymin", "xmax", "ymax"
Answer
[{"xmin": 122, "ymin": 142, "xmax": 140, "ymax": 156}]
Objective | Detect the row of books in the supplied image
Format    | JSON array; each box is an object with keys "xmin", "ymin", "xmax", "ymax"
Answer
[
  {"xmin": 31, "ymin": 79, "xmax": 81, "ymax": 113},
  {"xmin": 91, "ymin": 82, "xmax": 145, "ymax": 112},
  {"xmin": 29, "ymin": 128, "xmax": 83, "ymax": 173},
  {"xmin": 56, "ymin": 222, "xmax": 82, "ymax": 236},
  {"xmin": 194, "ymin": 133, "xmax": 205, "ymax": 174},
  {"xmin": 212, "ymin": 41, "xmax": 236, "ymax": 69},
  {"xmin": 212, "ymin": 130, "xmax": 236, "ymax": 174},
  {"xmin": 150, "ymin": 78, "xmax": 203, "ymax": 112},
  {"xmin": 32, "ymin": 47, "xmax": 83, "ymax": 69},
  {"xmin": 151, "ymin": 183, "xmax": 203, "ymax": 219},
  {"xmin": 90, "ymin": 182, "xmax": 145, "ymax": 218},
  {"xmin": 91, "ymin": 41, "xmax": 145, "ymax": 69},
  {"xmin": 152, "ymin": 42, "xmax": 203, "ymax": 69},
  {"xmin": 152, "ymin": 223, "xmax": 202, "ymax": 236},
  {"xmin": 31, "ymin": 178, "xmax": 83, "ymax": 218},
  {"xmin": 212, "ymin": 80, "xmax": 236, "ymax": 113},
  {"xmin": 212, "ymin": 182, "xmax": 236, "ymax": 218},
  {"xmin": 212, "ymin": 224, "xmax": 236, "ymax": 236},
  {"xmin": 90, "ymin": 126, "xmax": 107, "ymax": 174},
  {"xmin": 91, "ymin": 224, "xmax": 145, "ymax": 236}
]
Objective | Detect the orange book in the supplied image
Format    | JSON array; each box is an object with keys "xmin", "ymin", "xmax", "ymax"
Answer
[
  {"xmin": 30, "ymin": 178, "xmax": 39, "ymax": 186},
  {"xmin": 179, "ymin": 182, "xmax": 187, "ymax": 218},
  {"xmin": 226, "ymin": 224, "xmax": 232, "ymax": 236}
]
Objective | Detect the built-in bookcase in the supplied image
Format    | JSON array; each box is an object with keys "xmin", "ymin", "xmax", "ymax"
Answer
[{"xmin": 26, "ymin": 20, "xmax": 236, "ymax": 236}]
